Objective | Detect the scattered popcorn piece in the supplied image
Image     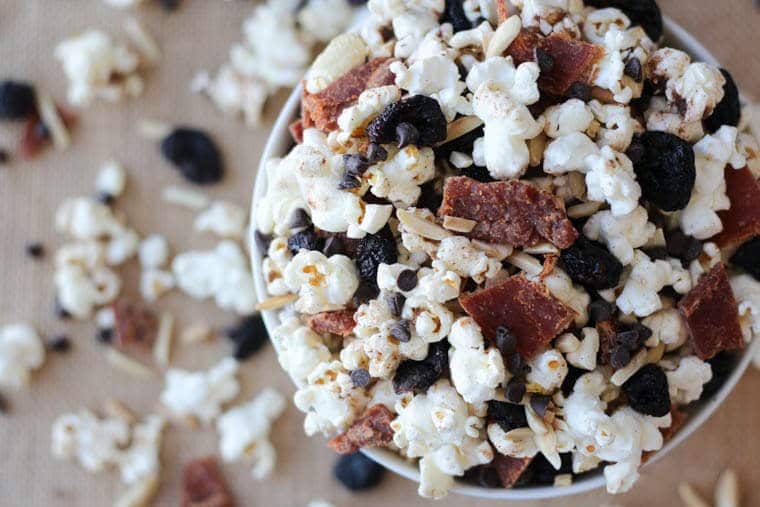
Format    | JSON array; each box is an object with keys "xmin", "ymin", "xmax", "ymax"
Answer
[
  {"xmin": 162, "ymin": 185, "xmax": 210, "ymax": 210},
  {"xmin": 52, "ymin": 409, "xmax": 130, "ymax": 474},
  {"xmin": 118, "ymin": 415, "xmax": 165, "ymax": 485},
  {"xmin": 0, "ymin": 324, "xmax": 45, "ymax": 389},
  {"xmin": 160, "ymin": 358, "xmax": 240, "ymax": 424},
  {"xmin": 271, "ymin": 317, "xmax": 331, "ymax": 383},
  {"xmin": 565, "ymin": 327, "xmax": 600, "ymax": 371},
  {"xmin": 584, "ymin": 206, "xmax": 656, "ymax": 265},
  {"xmin": 195, "ymin": 201, "xmax": 248, "ymax": 239},
  {"xmin": 308, "ymin": 500, "xmax": 335, "ymax": 507},
  {"xmin": 95, "ymin": 159, "xmax": 127, "ymax": 198},
  {"xmin": 584, "ymin": 146, "xmax": 641, "ymax": 217},
  {"xmin": 448, "ymin": 317, "xmax": 506, "ymax": 404},
  {"xmin": 664, "ymin": 356, "xmax": 712, "ymax": 405},
  {"xmin": 284, "ymin": 250, "xmax": 359, "ymax": 314},
  {"xmin": 527, "ymin": 347, "xmax": 568, "ymax": 393},
  {"xmin": 617, "ymin": 250, "xmax": 677, "ymax": 317},
  {"xmin": 217, "ymin": 388, "xmax": 287, "ymax": 479},
  {"xmin": 138, "ymin": 234, "xmax": 170, "ymax": 269}
]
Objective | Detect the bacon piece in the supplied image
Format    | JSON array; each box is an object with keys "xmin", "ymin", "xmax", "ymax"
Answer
[
  {"xmin": 182, "ymin": 457, "xmax": 234, "ymax": 507},
  {"xmin": 289, "ymin": 119, "xmax": 304, "ymax": 144},
  {"xmin": 492, "ymin": 454, "xmax": 533, "ymax": 488},
  {"xmin": 112, "ymin": 299, "xmax": 158, "ymax": 351},
  {"xmin": 496, "ymin": 0, "xmax": 510, "ymax": 24},
  {"xmin": 506, "ymin": 31, "xmax": 604, "ymax": 97},
  {"xmin": 307, "ymin": 309, "xmax": 356, "ymax": 337},
  {"xmin": 714, "ymin": 166, "xmax": 760, "ymax": 247},
  {"xmin": 438, "ymin": 176, "xmax": 578, "ymax": 248},
  {"xmin": 301, "ymin": 57, "xmax": 395, "ymax": 132},
  {"xmin": 678, "ymin": 263, "xmax": 744, "ymax": 360},
  {"xmin": 459, "ymin": 275, "xmax": 576, "ymax": 358},
  {"xmin": 596, "ymin": 319, "xmax": 618, "ymax": 365},
  {"xmin": 643, "ymin": 406, "xmax": 687, "ymax": 462},
  {"xmin": 328, "ymin": 404, "xmax": 395, "ymax": 454}
]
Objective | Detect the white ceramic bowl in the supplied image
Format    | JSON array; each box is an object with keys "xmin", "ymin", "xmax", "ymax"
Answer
[{"xmin": 250, "ymin": 16, "xmax": 756, "ymax": 500}]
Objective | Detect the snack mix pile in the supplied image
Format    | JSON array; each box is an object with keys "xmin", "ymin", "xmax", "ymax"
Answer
[{"xmin": 254, "ymin": 0, "xmax": 760, "ymax": 499}]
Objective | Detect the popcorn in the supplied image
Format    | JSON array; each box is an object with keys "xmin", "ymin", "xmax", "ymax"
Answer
[
  {"xmin": 367, "ymin": 145, "xmax": 436, "ymax": 207},
  {"xmin": 680, "ymin": 126, "xmax": 746, "ymax": 240},
  {"xmin": 616, "ymin": 250, "xmax": 677, "ymax": 317},
  {"xmin": 583, "ymin": 206, "xmax": 656, "ymax": 265},
  {"xmin": 391, "ymin": 55, "xmax": 470, "ymax": 121},
  {"xmin": 565, "ymin": 328, "xmax": 600, "ymax": 371},
  {"xmin": 368, "ymin": 379, "xmax": 414, "ymax": 412},
  {"xmin": 52, "ymin": 410, "xmax": 130, "ymax": 474},
  {"xmin": 669, "ymin": 63, "xmax": 726, "ymax": 123},
  {"xmin": 526, "ymin": 348, "xmax": 568, "ymax": 393},
  {"xmin": 284, "ymin": 250, "xmax": 359, "ymax": 314},
  {"xmin": 0, "ymin": 324, "xmax": 45, "ymax": 389},
  {"xmin": 56, "ymin": 197, "xmax": 125, "ymax": 240},
  {"xmin": 271, "ymin": 317, "xmax": 331, "ymax": 383},
  {"xmin": 118, "ymin": 415, "xmax": 165, "ymax": 485},
  {"xmin": 95, "ymin": 159, "xmax": 127, "ymax": 197},
  {"xmin": 172, "ymin": 241, "xmax": 257, "ymax": 315},
  {"xmin": 664, "ymin": 356, "xmax": 712, "ymax": 405},
  {"xmin": 535, "ymin": 267, "xmax": 590, "ymax": 327},
  {"xmin": 589, "ymin": 100, "xmax": 640, "ymax": 152},
  {"xmin": 642, "ymin": 308, "xmax": 689, "ymax": 351},
  {"xmin": 262, "ymin": 237, "xmax": 293, "ymax": 297},
  {"xmin": 138, "ymin": 234, "xmax": 170, "ymax": 269},
  {"xmin": 584, "ymin": 146, "xmax": 642, "ymax": 217},
  {"xmin": 337, "ymin": 85, "xmax": 401, "ymax": 136},
  {"xmin": 353, "ymin": 298, "xmax": 402, "ymax": 378},
  {"xmin": 140, "ymin": 269, "xmax": 175, "ymax": 302},
  {"xmin": 543, "ymin": 132, "xmax": 599, "ymax": 174},
  {"xmin": 297, "ymin": 0, "xmax": 355, "ymax": 49},
  {"xmin": 255, "ymin": 156, "xmax": 306, "ymax": 236},
  {"xmin": 367, "ymin": 0, "xmax": 444, "ymax": 59},
  {"xmin": 55, "ymin": 30, "xmax": 143, "ymax": 106},
  {"xmin": 448, "ymin": 317, "xmax": 506, "ymax": 404},
  {"xmin": 194, "ymin": 201, "xmax": 248, "ymax": 239},
  {"xmin": 160, "ymin": 358, "xmax": 240, "ymax": 424},
  {"xmin": 543, "ymin": 99, "xmax": 594, "ymax": 138},
  {"xmin": 391, "ymin": 379, "xmax": 493, "ymax": 499},
  {"xmin": 644, "ymin": 96, "xmax": 705, "ymax": 142},
  {"xmin": 729, "ymin": 274, "xmax": 760, "ymax": 345},
  {"xmin": 435, "ymin": 236, "xmax": 502, "ymax": 284},
  {"xmin": 487, "ymin": 424, "xmax": 538, "ymax": 458},
  {"xmin": 217, "ymin": 388, "xmax": 287, "ymax": 479},
  {"xmin": 294, "ymin": 360, "xmax": 369, "ymax": 436},
  {"xmin": 55, "ymin": 260, "xmax": 121, "ymax": 319}
]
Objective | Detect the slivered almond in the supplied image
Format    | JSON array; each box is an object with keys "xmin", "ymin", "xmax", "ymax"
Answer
[
  {"xmin": 523, "ymin": 242, "xmax": 559, "ymax": 255},
  {"xmin": 610, "ymin": 348, "xmax": 647, "ymax": 386},
  {"xmin": 181, "ymin": 322, "xmax": 212, "ymax": 343},
  {"xmin": 528, "ymin": 133, "xmax": 547, "ymax": 167},
  {"xmin": 505, "ymin": 251, "xmax": 543, "ymax": 276},
  {"xmin": 678, "ymin": 482, "xmax": 711, "ymax": 507},
  {"xmin": 153, "ymin": 312, "xmax": 175, "ymax": 367},
  {"xmin": 397, "ymin": 209, "xmax": 450, "ymax": 241},
  {"xmin": 306, "ymin": 33, "xmax": 369, "ymax": 94},
  {"xmin": 714, "ymin": 469, "xmax": 739, "ymax": 507},
  {"xmin": 486, "ymin": 15, "xmax": 522, "ymax": 58},
  {"xmin": 440, "ymin": 115, "xmax": 483, "ymax": 145},
  {"xmin": 646, "ymin": 342, "xmax": 666, "ymax": 364},
  {"xmin": 114, "ymin": 474, "xmax": 160, "ymax": 507},
  {"xmin": 443, "ymin": 215, "xmax": 477, "ymax": 233},
  {"xmin": 472, "ymin": 239, "xmax": 513, "ymax": 260},
  {"xmin": 137, "ymin": 119, "xmax": 171, "ymax": 140},
  {"xmin": 255, "ymin": 293, "xmax": 298, "ymax": 311},
  {"xmin": 36, "ymin": 92, "xmax": 70, "ymax": 150},
  {"xmin": 567, "ymin": 201, "xmax": 602, "ymax": 219},
  {"xmin": 106, "ymin": 349, "xmax": 155, "ymax": 378},
  {"xmin": 124, "ymin": 17, "xmax": 161, "ymax": 65}
]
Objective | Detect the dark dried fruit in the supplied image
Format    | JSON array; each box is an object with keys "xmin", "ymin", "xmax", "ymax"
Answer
[
  {"xmin": 355, "ymin": 226, "xmax": 397, "ymax": 283},
  {"xmin": 566, "ymin": 81, "xmax": 591, "ymax": 101},
  {"xmin": 96, "ymin": 328, "xmax": 113, "ymax": 344},
  {"xmin": 615, "ymin": 330, "xmax": 641, "ymax": 350},
  {"xmin": 461, "ymin": 165, "xmax": 494, "ymax": 183},
  {"xmin": 25, "ymin": 242, "xmax": 44, "ymax": 259},
  {"xmin": 395, "ymin": 122, "xmax": 420, "ymax": 148},
  {"xmin": 352, "ymin": 282, "xmax": 380, "ymax": 307},
  {"xmin": 621, "ymin": 363, "xmax": 671, "ymax": 417},
  {"xmin": 112, "ymin": 300, "xmax": 157, "ymax": 351},
  {"xmin": 521, "ymin": 453, "xmax": 573, "ymax": 485},
  {"xmin": 350, "ymin": 368, "xmax": 372, "ymax": 388},
  {"xmin": 226, "ymin": 314, "xmax": 268, "ymax": 360},
  {"xmin": 367, "ymin": 95, "xmax": 447, "ymax": 147},
  {"xmin": 182, "ymin": 456, "xmax": 233, "ymax": 507},
  {"xmin": 731, "ymin": 237, "xmax": 760, "ymax": 280},
  {"xmin": 334, "ymin": 452, "xmax": 385, "ymax": 491},
  {"xmin": 441, "ymin": 0, "xmax": 472, "ymax": 32},
  {"xmin": 392, "ymin": 340, "xmax": 449, "ymax": 394},
  {"xmin": 390, "ymin": 319, "xmax": 411, "ymax": 343},
  {"xmin": 560, "ymin": 236, "xmax": 623, "ymax": 290},
  {"xmin": 504, "ymin": 379, "xmax": 527, "ymax": 403},
  {"xmin": 0, "ymin": 149, "xmax": 9, "ymax": 164},
  {"xmin": 665, "ymin": 229, "xmax": 702, "ymax": 264},
  {"xmin": 0, "ymin": 393, "xmax": 7, "ymax": 414},
  {"xmin": 49, "ymin": 335, "xmax": 71, "ymax": 353},
  {"xmin": 157, "ymin": 0, "xmax": 182, "ymax": 11},
  {"xmin": 494, "ymin": 326, "xmax": 517, "ymax": 356},
  {"xmin": 254, "ymin": 230, "xmax": 272, "ymax": 256},
  {"xmin": 0, "ymin": 80, "xmax": 36, "ymax": 120},
  {"xmin": 396, "ymin": 269, "xmax": 418, "ymax": 292},
  {"xmin": 624, "ymin": 57, "xmax": 643, "ymax": 82},
  {"xmin": 630, "ymin": 131, "xmax": 696, "ymax": 212},
  {"xmin": 386, "ymin": 292, "xmax": 406, "ymax": 317},
  {"xmin": 534, "ymin": 47, "xmax": 555, "ymax": 73},
  {"xmin": 609, "ymin": 345, "xmax": 631, "ymax": 369},
  {"xmin": 463, "ymin": 465, "xmax": 502, "ymax": 488},
  {"xmin": 96, "ymin": 191, "xmax": 115, "ymax": 206},
  {"xmin": 287, "ymin": 228, "xmax": 322, "ymax": 254},
  {"xmin": 587, "ymin": 299, "xmax": 613, "ymax": 326},
  {"xmin": 704, "ymin": 68, "xmax": 741, "ymax": 133},
  {"xmin": 506, "ymin": 352, "xmax": 531, "ymax": 377},
  {"xmin": 161, "ymin": 128, "xmax": 223, "ymax": 185},
  {"xmin": 487, "ymin": 400, "xmax": 528, "ymax": 431},
  {"xmin": 366, "ymin": 142, "xmax": 388, "ymax": 162},
  {"xmin": 435, "ymin": 125, "xmax": 483, "ymax": 159},
  {"xmin": 289, "ymin": 208, "xmax": 311, "ymax": 229},
  {"xmin": 702, "ymin": 351, "xmax": 737, "ymax": 399},
  {"xmin": 585, "ymin": 0, "xmax": 663, "ymax": 41}
]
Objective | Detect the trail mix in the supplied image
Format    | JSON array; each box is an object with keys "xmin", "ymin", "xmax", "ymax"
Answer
[{"xmin": 255, "ymin": 0, "xmax": 760, "ymax": 498}]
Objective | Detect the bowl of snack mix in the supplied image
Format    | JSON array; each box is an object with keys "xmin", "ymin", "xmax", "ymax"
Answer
[{"xmin": 250, "ymin": 0, "xmax": 759, "ymax": 500}]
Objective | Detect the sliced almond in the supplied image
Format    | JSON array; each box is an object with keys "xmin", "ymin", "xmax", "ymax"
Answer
[
  {"xmin": 472, "ymin": 239, "xmax": 513, "ymax": 260},
  {"xmin": 162, "ymin": 185, "xmax": 210, "ymax": 210},
  {"xmin": 440, "ymin": 115, "xmax": 483, "ymax": 145},
  {"xmin": 443, "ymin": 215, "xmax": 477, "ymax": 233},
  {"xmin": 505, "ymin": 251, "xmax": 543, "ymax": 276},
  {"xmin": 36, "ymin": 92, "xmax": 70, "ymax": 151},
  {"xmin": 486, "ymin": 15, "xmax": 522, "ymax": 58},
  {"xmin": 396, "ymin": 209, "xmax": 451, "ymax": 241},
  {"xmin": 714, "ymin": 469, "xmax": 739, "ymax": 507},
  {"xmin": 106, "ymin": 349, "xmax": 155, "ymax": 378},
  {"xmin": 522, "ymin": 242, "xmax": 559, "ymax": 255},
  {"xmin": 255, "ymin": 293, "xmax": 298, "ymax": 311},
  {"xmin": 137, "ymin": 119, "xmax": 172, "ymax": 140},
  {"xmin": 153, "ymin": 312, "xmax": 175, "ymax": 367},
  {"xmin": 528, "ymin": 133, "xmax": 547, "ymax": 167},
  {"xmin": 678, "ymin": 482, "xmax": 711, "ymax": 507},
  {"xmin": 567, "ymin": 201, "xmax": 602, "ymax": 219},
  {"xmin": 306, "ymin": 33, "xmax": 369, "ymax": 94}
]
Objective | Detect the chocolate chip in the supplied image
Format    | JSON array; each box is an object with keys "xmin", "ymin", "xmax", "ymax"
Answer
[
  {"xmin": 386, "ymin": 292, "xmax": 406, "ymax": 317},
  {"xmin": 566, "ymin": 81, "xmax": 591, "ymax": 102},
  {"xmin": 395, "ymin": 122, "xmax": 420, "ymax": 148},
  {"xmin": 506, "ymin": 353, "xmax": 531, "ymax": 377},
  {"xmin": 49, "ymin": 335, "xmax": 71, "ymax": 353},
  {"xmin": 495, "ymin": 326, "xmax": 517, "ymax": 355},
  {"xmin": 0, "ymin": 149, "xmax": 9, "ymax": 164},
  {"xmin": 366, "ymin": 143, "xmax": 387, "ymax": 163},
  {"xmin": 534, "ymin": 47, "xmax": 555, "ymax": 73},
  {"xmin": 289, "ymin": 208, "xmax": 311, "ymax": 229},
  {"xmin": 352, "ymin": 283, "xmax": 380, "ymax": 307},
  {"xmin": 390, "ymin": 319, "xmax": 412, "ymax": 342},
  {"xmin": 666, "ymin": 229, "xmax": 702, "ymax": 264},
  {"xmin": 97, "ymin": 328, "xmax": 113, "ymax": 344},
  {"xmin": 587, "ymin": 299, "xmax": 613, "ymax": 326},
  {"xmin": 487, "ymin": 400, "xmax": 528, "ymax": 431},
  {"xmin": 25, "ymin": 242, "xmax": 44, "ymax": 259},
  {"xmin": 609, "ymin": 345, "xmax": 631, "ymax": 369},
  {"xmin": 504, "ymin": 379, "xmax": 526, "ymax": 403},
  {"xmin": 95, "ymin": 191, "xmax": 115, "ymax": 206},
  {"xmin": 322, "ymin": 235, "xmax": 345, "ymax": 257},
  {"xmin": 253, "ymin": 230, "xmax": 272, "ymax": 256},
  {"xmin": 343, "ymin": 153, "xmax": 372, "ymax": 176},
  {"xmin": 529, "ymin": 395, "xmax": 551, "ymax": 418},
  {"xmin": 615, "ymin": 330, "xmax": 640, "ymax": 349},
  {"xmin": 624, "ymin": 57, "xmax": 643, "ymax": 82},
  {"xmin": 338, "ymin": 171, "xmax": 361, "ymax": 190},
  {"xmin": 396, "ymin": 269, "xmax": 418, "ymax": 292},
  {"xmin": 0, "ymin": 393, "xmax": 8, "ymax": 414},
  {"xmin": 350, "ymin": 368, "xmax": 371, "ymax": 388}
]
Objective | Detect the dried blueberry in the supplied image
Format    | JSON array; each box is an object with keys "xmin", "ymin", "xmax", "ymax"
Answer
[
  {"xmin": 704, "ymin": 69, "xmax": 741, "ymax": 133},
  {"xmin": 609, "ymin": 345, "xmax": 631, "ymax": 369},
  {"xmin": 624, "ymin": 57, "xmax": 643, "ymax": 82},
  {"xmin": 289, "ymin": 208, "xmax": 311, "ymax": 229},
  {"xmin": 587, "ymin": 299, "xmax": 613, "ymax": 326},
  {"xmin": 494, "ymin": 326, "xmax": 517, "ymax": 356},
  {"xmin": 665, "ymin": 229, "xmax": 703, "ymax": 264},
  {"xmin": 355, "ymin": 226, "xmax": 397, "ymax": 283},
  {"xmin": 487, "ymin": 400, "xmax": 528, "ymax": 431},
  {"xmin": 396, "ymin": 269, "xmax": 418, "ymax": 292},
  {"xmin": 49, "ymin": 335, "xmax": 71, "ymax": 353},
  {"xmin": 622, "ymin": 363, "xmax": 670, "ymax": 417},
  {"xmin": 352, "ymin": 283, "xmax": 380, "ymax": 307},
  {"xmin": 566, "ymin": 81, "xmax": 591, "ymax": 102},
  {"xmin": 730, "ymin": 237, "xmax": 760, "ymax": 280},
  {"xmin": 561, "ymin": 236, "xmax": 623, "ymax": 290},
  {"xmin": 0, "ymin": 80, "xmax": 36, "ymax": 120},
  {"xmin": 390, "ymin": 319, "xmax": 411, "ymax": 343},
  {"xmin": 25, "ymin": 242, "xmax": 44, "ymax": 259},
  {"xmin": 386, "ymin": 292, "xmax": 405, "ymax": 317},
  {"xmin": 350, "ymin": 368, "xmax": 372, "ymax": 388},
  {"xmin": 334, "ymin": 453, "xmax": 385, "ymax": 491},
  {"xmin": 392, "ymin": 340, "xmax": 449, "ymax": 394},
  {"xmin": 367, "ymin": 95, "xmax": 447, "ymax": 147},
  {"xmin": 226, "ymin": 314, "xmax": 268, "ymax": 360},
  {"xmin": 631, "ymin": 131, "xmax": 696, "ymax": 212},
  {"xmin": 585, "ymin": 0, "xmax": 663, "ymax": 40},
  {"xmin": 440, "ymin": 0, "xmax": 472, "ymax": 32},
  {"xmin": 160, "ymin": 128, "xmax": 223, "ymax": 184},
  {"xmin": 287, "ymin": 228, "xmax": 322, "ymax": 254},
  {"xmin": 504, "ymin": 379, "xmax": 527, "ymax": 403},
  {"xmin": 534, "ymin": 47, "xmax": 555, "ymax": 73}
]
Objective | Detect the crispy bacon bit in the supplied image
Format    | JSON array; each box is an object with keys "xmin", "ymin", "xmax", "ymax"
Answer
[
  {"xmin": 301, "ymin": 57, "xmax": 395, "ymax": 132},
  {"xmin": 438, "ymin": 176, "xmax": 578, "ymax": 248},
  {"xmin": 459, "ymin": 275, "xmax": 576, "ymax": 358},
  {"xmin": 289, "ymin": 119, "xmax": 304, "ymax": 144},
  {"xmin": 112, "ymin": 299, "xmax": 158, "ymax": 351},
  {"xmin": 596, "ymin": 319, "xmax": 618, "ymax": 365},
  {"xmin": 506, "ymin": 31, "xmax": 604, "ymax": 97},
  {"xmin": 492, "ymin": 454, "xmax": 533, "ymax": 488},
  {"xmin": 714, "ymin": 166, "xmax": 760, "ymax": 247},
  {"xmin": 182, "ymin": 457, "xmax": 234, "ymax": 507},
  {"xmin": 678, "ymin": 263, "xmax": 744, "ymax": 360},
  {"xmin": 307, "ymin": 310, "xmax": 356, "ymax": 337},
  {"xmin": 496, "ymin": 0, "xmax": 510, "ymax": 24},
  {"xmin": 328, "ymin": 404, "xmax": 395, "ymax": 454}
]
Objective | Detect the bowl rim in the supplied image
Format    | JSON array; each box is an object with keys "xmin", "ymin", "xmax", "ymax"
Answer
[{"xmin": 249, "ymin": 16, "xmax": 756, "ymax": 500}]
